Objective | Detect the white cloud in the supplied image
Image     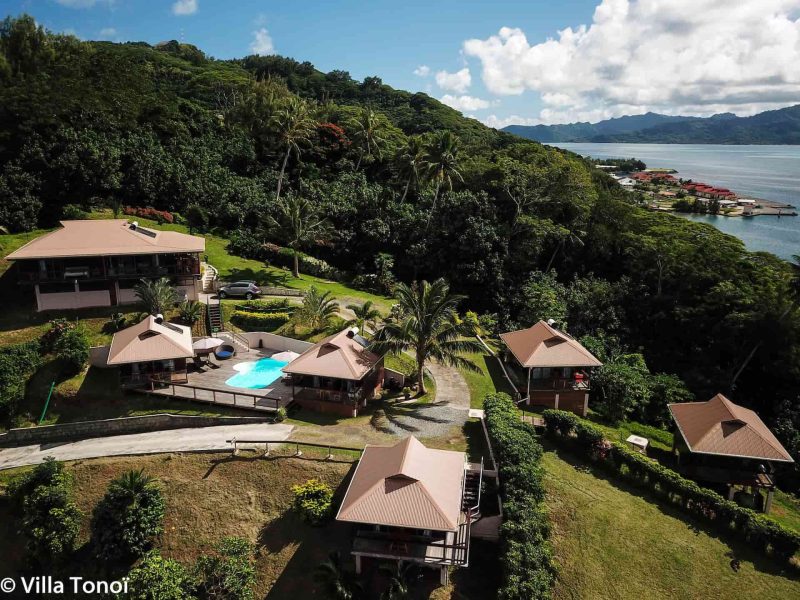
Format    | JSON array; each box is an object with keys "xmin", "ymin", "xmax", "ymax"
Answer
[
  {"xmin": 250, "ymin": 28, "xmax": 274, "ymax": 55},
  {"xmin": 440, "ymin": 94, "xmax": 496, "ymax": 112},
  {"xmin": 98, "ymin": 27, "xmax": 116, "ymax": 39},
  {"xmin": 435, "ymin": 68, "xmax": 471, "ymax": 93},
  {"xmin": 413, "ymin": 65, "xmax": 430, "ymax": 77},
  {"xmin": 464, "ymin": 0, "xmax": 800, "ymax": 123},
  {"xmin": 481, "ymin": 114, "xmax": 541, "ymax": 129},
  {"xmin": 172, "ymin": 0, "xmax": 198, "ymax": 16}
]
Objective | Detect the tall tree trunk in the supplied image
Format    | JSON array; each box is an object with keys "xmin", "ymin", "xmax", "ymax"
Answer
[
  {"xmin": 400, "ymin": 177, "xmax": 412, "ymax": 203},
  {"xmin": 545, "ymin": 239, "xmax": 563, "ymax": 272},
  {"xmin": 355, "ymin": 150, "xmax": 363, "ymax": 171},
  {"xmin": 730, "ymin": 303, "xmax": 796, "ymax": 390},
  {"xmin": 417, "ymin": 364, "xmax": 426, "ymax": 395},
  {"xmin": 276, "ymin": 147, "xmax": 290, "ymax": 201},
  {"xmin": 292, "ymin": 249, "xmax": 300, "ymax": 278},
  {"xmin": 424, "ymin": 181, "xmax": 442, "ymax": 232}
]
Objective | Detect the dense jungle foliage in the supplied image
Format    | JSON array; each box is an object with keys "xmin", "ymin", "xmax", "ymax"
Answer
[{"xmin": 1, "ymin": 15, "xmax": 799, "ymax": 480}]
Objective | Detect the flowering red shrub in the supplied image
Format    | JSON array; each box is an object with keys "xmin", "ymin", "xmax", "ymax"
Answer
[
  {"xmin": 123, "ymin": 206, "xmax": 174, "ymax": 224},
  {"xmin": 316, "ymin": 122, "xmax": 350, "ymax": 152}
]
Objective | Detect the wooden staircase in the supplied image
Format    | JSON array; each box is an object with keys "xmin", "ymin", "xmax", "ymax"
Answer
[
  {"xmin": 463, "ymin": 465, "xmax": 483, "ymax": 519},
  {"xmin": 206, "ymin": 300, "xmax": 223, "ymax": 335}
]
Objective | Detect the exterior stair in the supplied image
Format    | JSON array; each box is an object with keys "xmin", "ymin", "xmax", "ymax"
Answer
[
  {"xmin": 217, "ymin": 330, "xmax": 250, "ymax": 354},
  {"xmin": 462, "ymin": 466, "xmax": 482, "ymax": 518},
  {"xmin": 206, "ymin": 301, "xmax": 223, "ymax": 334},
  {"xmin": 201, "ymin": 263, "xmax": 218, "ymax": 294}
]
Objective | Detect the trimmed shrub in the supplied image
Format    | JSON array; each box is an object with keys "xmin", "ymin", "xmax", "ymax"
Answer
[
  {"xmin": 125, "ymin": 551, "xmax": 193, "ymax": 600},
  {"xmin": 0, "ymin": 340, "xmax": 42, "ymax": 417},
  {"xmin": 54, "ymin": 325, "xmax": 90, "ymax": 375},
  {"xmin": 262, "ymin": 243, "xmax": 343, "ymax": 280},
  {"xmin": 484, "ymin": 393, "xmax": 555, "ymax": 600},
  {"xmin": 194, "ymin": 536, "xmax": 256, "ymax": 600},
  {"xmin": 291, "ymin": 479, "xmax": 333, "ymax": 525},
  {"xmin": 229, "ymin": 310, "xmax": 292, "ymax": 332},
  {"xmin": 235, "ymin": 298, "xmax": 294, "ymax": 313},
  {"xmin": 123, "ymin": 205, "xmax": 174, "ymax": 224},
  {"xmin": 8, "ymin": 458, "xmax": 81, "ymax": 565},
  {"xmin": 543, "ymin": 410, "xmax": 800, "ymax": 562},
  {"xmin": 91, "ymin": 469, "xmax": 165, "ymax": 561}
]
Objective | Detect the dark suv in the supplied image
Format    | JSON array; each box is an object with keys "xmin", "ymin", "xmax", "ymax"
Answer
[{"xmin": 218, "ymin": 281, "xmax": 262, "ymax": 299}]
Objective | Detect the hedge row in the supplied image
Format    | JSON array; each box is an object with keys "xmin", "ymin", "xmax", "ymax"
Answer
[
  {"xmin": 229, "ymin": 310, "xmax": 291, "ymax": 332},
  {"xmin": 542, "ymin": 409, "xmax": 800, "ymax": 561},
  {"xmin": 484, "ymin": 393, "xmax": 555, "ymax": 600},
  {"xmin": 263, "ymin": 243, "xmax": 343, "ymax": 280},
  {"xmin": 0, "ymin": 340, "xmax": 42, "ymax": 418},
  {"xmin": 235, "ymin": 299, "xmax": 295, "ymax": 314}
]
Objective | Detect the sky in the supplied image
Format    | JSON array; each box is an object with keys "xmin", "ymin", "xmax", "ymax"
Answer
[{"xmin": 6, "ymin": 0, "xmax": 800, "ymax": 127}]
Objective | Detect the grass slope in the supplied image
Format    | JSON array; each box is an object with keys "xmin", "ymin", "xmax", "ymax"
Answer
[{"xmin": 542, "ymin": 446, "xmax": 800, "ymax": 599}]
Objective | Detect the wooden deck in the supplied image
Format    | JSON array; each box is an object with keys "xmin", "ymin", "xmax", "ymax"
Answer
[{"xmin": 143, "ymin": 350, "xmax": 296, "ymax": 413}]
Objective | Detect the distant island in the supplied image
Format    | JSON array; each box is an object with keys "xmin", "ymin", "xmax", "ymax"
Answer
[{"xmin": 502, "ymin": 104, "xmax": 800, "ymax": 144}]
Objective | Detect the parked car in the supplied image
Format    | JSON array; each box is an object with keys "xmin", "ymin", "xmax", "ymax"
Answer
[{"xmin": 218, "ymin": 281, "xmax": 262, "ymax": 299}]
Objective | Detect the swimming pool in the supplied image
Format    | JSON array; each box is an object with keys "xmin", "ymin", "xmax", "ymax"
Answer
[{"xmin": 225, "ymin": 357, "xmax": 289, "ymax": 389}]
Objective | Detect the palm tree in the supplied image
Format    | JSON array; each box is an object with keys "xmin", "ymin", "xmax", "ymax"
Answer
[
  {"xmin": 298, "ymin": 286, "xmax": 339, "ymax": 330},
  {"xmin": 314, "ymin": 551, "xmax": 362, "ymax": 600},
  {"xmin": 345, "ymin": 300, "xmax": 382, "ymax": 335},
  {"xmin": 379, "ymin": 561, "xmax": 420, "ymax": 600},
  {"xmin": 111, "ymin": 468, "xmax": 158, "ymax": 497},
  {"xmin": 178, "ymin": 300, "xmax": 203, "ymax": 326},
  {"xmin": 269, "ymin": 194, "xmax": 332, "ymax": 278},
  {"xmin": 395, "ymin": 136, "xmax": 427, "ymax": 202},
  {"xmin": 350, "ymin": 108, "xmax": 388, "ymax": 170},
  {"xmin": 423, "ymin": 131, "xmax": 463, "ymax": 229},
  {"xmin": 371, "ymin": 279, "xmax": 482, "ymax": 395},
  {"xmin": 134, "ymin": 277, "xmax": 177, "ymax": 315},
  {"xmin": 271, "ymin": 97, "xmax": 317, "ymax": 201}
]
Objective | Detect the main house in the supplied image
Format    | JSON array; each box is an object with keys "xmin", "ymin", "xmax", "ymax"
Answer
[
  {"xmin": 336, "ymin": 436, "xmax": 480, "ymax": 585},
  {"xmin": 281, "ymin": 328, "xmax": 386, "ymax": 417},
  {"xmin": 669, "ymin": 394, "xmax": 794, "ymax": 513},
  {"xmin": 500, "ymin": 320, "xmax": 602, "ymax": 416},
  {"xmin": 5, "ymin": 219, "xmax": 205, "ymax": 312}
]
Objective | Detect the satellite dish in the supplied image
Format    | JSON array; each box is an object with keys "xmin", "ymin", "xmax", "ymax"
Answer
[
  {"xmin": 547, "ymin": 318, "xmax": 556, "ymax": 326},
  {"xmin": 154, "ymin": 313, "xmax": 164, "ymax": 324}
]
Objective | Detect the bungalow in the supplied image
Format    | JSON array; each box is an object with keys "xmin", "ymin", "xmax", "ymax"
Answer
[
  {"xmin": 668, "ymin": 394, "xmax": 794, "ymax": 513},
  {"xmin": 281, "ymin": 328, "xmax": 386, "ymax": 417},
  {"xmin": 336, "ymin": 436, "xmax": 480, "ymax": 585},
  {"xmin": 500, "ymin": 320, "xmax": 602, "ymax": 415},
  {"xmin": 5, "ymin": 219, "xmax": 205, "ymax": 312},
  {"xmin": 106, "ymin": 314, "xmax": 195, "ymax": 387}
]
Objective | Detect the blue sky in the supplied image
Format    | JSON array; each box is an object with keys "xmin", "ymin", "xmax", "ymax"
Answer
[{"xmin": 7, "ymin": 1, "xmax": 800, "ymax": 127}]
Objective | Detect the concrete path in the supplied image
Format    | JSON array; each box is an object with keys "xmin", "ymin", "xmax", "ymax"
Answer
[
  {"xmin": 426, "ymin": 360, "xmax": 471, "ymax": 410},
  {"xmin": 0, "ymin": 423, "xmax": 294, "ymax": 470}
]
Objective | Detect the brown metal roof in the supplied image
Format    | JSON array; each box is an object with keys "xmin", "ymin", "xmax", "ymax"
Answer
[
  {"xmin": 5, "ymin": 220, "xmax": 205, "ymax": 260},
  {"xmin": 281, "ymin": 328, "xmax": 380, "ymax": 381},
  {"xmin": 669, "ymin": 394, "xmax": 794, "ymax": 463},
  {"xmin": 500, "ymin": 320, "xmax": 602, "ymax": 368},
  {"xmin": 336, "ymin": 437, "xmax": 466, "ymax": 531},
  {"xmin": 107, "ymin": 316, "xmax": 195, "ymax": 365}
]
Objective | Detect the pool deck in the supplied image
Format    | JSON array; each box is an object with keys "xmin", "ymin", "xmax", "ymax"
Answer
[{"xmin": 144, "ymin": 349, "xmax": 297, "ymax": 413}]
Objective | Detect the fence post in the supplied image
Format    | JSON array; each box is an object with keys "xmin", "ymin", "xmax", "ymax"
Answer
[
  {"xmin": 326, "ymin": 445, "xmax": 333, "ymax": 460},
  {"xmin": 231, "ymin": 438, "xmax": 238, "ymax": 456},
  {"xmin": 295, "ymin": 442, "xmax": 302, "ymax": 457}
]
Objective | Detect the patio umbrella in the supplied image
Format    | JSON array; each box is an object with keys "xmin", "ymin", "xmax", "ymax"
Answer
[
  {"xmin": 271, "ymin": 350, "xmax": 300, "ymax": 363},
  {"xmin": 193, "ymin": 337, "xmax": 224, "ymax": 351}
]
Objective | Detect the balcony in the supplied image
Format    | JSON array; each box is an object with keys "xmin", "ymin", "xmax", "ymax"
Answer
[
  {"xmin": 352, "ymin": 521, "xmax": 470, "ymax": 567},
  {"xmin": 528, "ymin": 375, "xmax": 591, "ymax": 391}
]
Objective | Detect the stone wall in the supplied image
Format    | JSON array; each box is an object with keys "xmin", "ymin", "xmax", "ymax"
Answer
[
  {"xmin": 0, "ymin": 414, "xmax": 272, "ymax": 447},
  {"xmin": 241, "ymin": 332, "xmax": 314, "ymax": 354}
]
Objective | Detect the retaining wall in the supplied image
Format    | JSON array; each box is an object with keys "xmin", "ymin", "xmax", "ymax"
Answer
[
  {"xmin": 0, "ymin": 414, "xmax": 273, "ymax": 448},
  {"xmin": 241, "ymin": 332, "xmax": 314, "ymax": 354}
]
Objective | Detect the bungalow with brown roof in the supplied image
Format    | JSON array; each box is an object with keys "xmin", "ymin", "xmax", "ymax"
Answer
[
  {"xmin": 5, "ymin": 220, "xmax": 205, "ymax": 312},
  {"xmin": 106, "ymin": 315, "xmax": 195, "ymax": 387},
  {"xmin": 336, "ymin": 436, "xmax": 481, "ymax": 585},
  {"xmin": 500, "ymin": 320, "xmax": 602, "ymax": 415},
  {"xmin": 668, "ymin": 394, "xmax": 794, "ymax": 513},
  {"xmin": 281, "ymin": 328, "xmax": 386, "ymax": 417}
]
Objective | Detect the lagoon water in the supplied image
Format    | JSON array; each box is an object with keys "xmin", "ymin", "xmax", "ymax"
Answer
[{"xmin": 552, "ymin": 143, "xmax": 800, "ymax": 260}]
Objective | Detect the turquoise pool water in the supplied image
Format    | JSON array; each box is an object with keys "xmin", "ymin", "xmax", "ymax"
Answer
[{"xmin": 225, "ymin": 357, "xmax": 289, "ymax": 389}]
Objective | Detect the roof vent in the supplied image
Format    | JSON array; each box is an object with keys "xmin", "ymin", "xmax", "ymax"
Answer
[
  {"xmin": 547, "ymin": 319, "xmax": 556, "ymax": 326},
  {"xmin": 154, "ymin": 313, "xmax": 164, "ymax": 324},
  {"xmin": 346, "ymin": 327, "xmax": 359, "ymax": 338},
  {"xmin": 130, "ymin": 221, "xmax": 138, "ymax": 230}
]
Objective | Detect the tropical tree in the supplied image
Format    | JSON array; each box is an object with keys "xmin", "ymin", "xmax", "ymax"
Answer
[
  {"xmin": 371, "ymin": 279, "xmax": 482, "ymax": 395},
  {"xmin": 134, "ymin": 277, "xmax": 177, "ymax": 315},
  {"xmin": 298, "ymin": 286, "xmax": 338, "ymax": 330},
  {"xmin": 178, "ymin": 300, "xmax": 203, "ymax": 326},
  {"xmin": 349, "ymin": 108, "xmax": 388, "ymax": 170},
  {"xmin": 345, "ymin": 300, "xmax": 382, "ymax": 335},
  {"xmin": 125, "ymin": 551, "xmax": 193, "ymax": 600},
  {"xmin": 314, "ymin": 551, "xmax": 362, "ymax": 600},
  {"xmin": 379, "ymin": 561, "xmax": 420, "ymax": 600},
  {"xmin": 271, "ymin": 97, "xmax": 316, "ymax": 201},
  {"xmin": 423, "ymin": 131, "xmax": 463, "ymax": 229},
  {"xmin": 269, "ymin": 194, "xmax": 331, "ymax": 278},
  {"xmin": 91, "ymin": 469, "xmax": 165, "ymax": 561},
  {"xmin": 194, "ymin": 537, "xmax": 256, "ymax": 600},
  {"xmin": 395, "ymin": 135, "xmax": 427, "ymax": 202},
  {"xmin": 545, "ymin": 225, "xmax": 586, "ymax": 272}
]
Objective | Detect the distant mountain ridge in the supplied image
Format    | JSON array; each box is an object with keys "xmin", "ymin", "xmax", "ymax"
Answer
[{"xmin": 502, "ymin": 105, "xmax": 800, "ymax": 144}]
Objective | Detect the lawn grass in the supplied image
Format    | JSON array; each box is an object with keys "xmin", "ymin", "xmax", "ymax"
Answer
[
  {"xmin": 458, "ymin": 347, "xmax": 516, "ymax": 409},
  {"xmin": 541, "ymin": 445, "xmax": 800, "ymax": 599},
  {"xmin": 0, "ymin": 452, "xmax": 497, "ymax": 598}
]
